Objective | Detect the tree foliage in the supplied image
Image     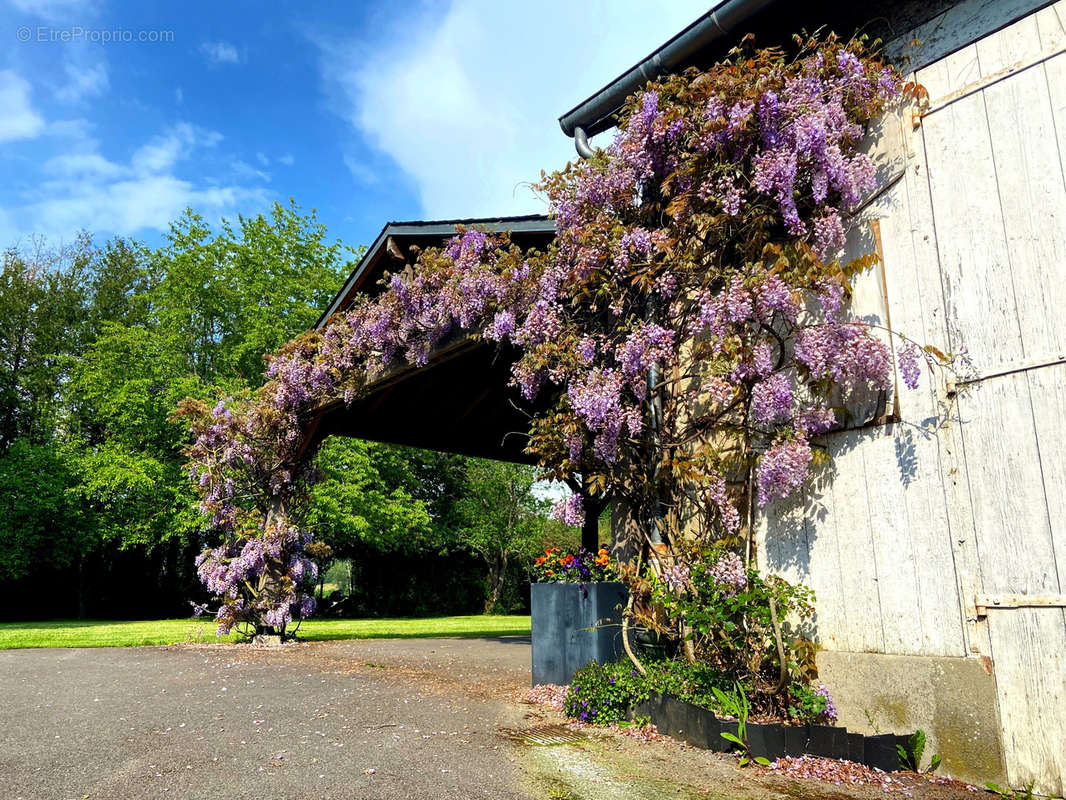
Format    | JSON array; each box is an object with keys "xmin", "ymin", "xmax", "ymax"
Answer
[
  {"xmin": 455, "ymin": 460, "xmax": 548, "ymax": 612},
  {"xmin": 0, "ymin": 201, "xmax": 362, "ymax": 618}
]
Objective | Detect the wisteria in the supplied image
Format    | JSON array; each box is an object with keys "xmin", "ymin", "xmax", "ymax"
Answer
[
  {"xmin": 550, "ymin": 494, "xmax": 586, "ymax": 528},
  {"xmin": 662, "ymin": 563, "xmax": 690, "ymax": 593},
  {"xmin": 193, "ymin": 519, "xmax": 320, "ymax": 637},
  {"xmin": 757, "ymin": 439, "xmax": 814, "ymax": 506},
  {"xmin": 179, "ymin": 34, "xmax": 944, "ymax": 641},
  {"xmin": 707, "ymin": 551, "xmax": 748, "ymax": 595}
]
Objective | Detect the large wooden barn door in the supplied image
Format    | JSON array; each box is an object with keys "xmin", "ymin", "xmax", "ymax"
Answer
[{"xmin": 907, "ymin": 4, "xmax": 1066, "ymax": 793}]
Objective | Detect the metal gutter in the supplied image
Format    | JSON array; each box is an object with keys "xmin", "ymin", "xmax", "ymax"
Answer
[
  {"xmin": 558, "ymin": 0, "xmax": 777, "ymax": 141},
  {"xmin": 314, "ymin": 214, "xmax": 554, "ymax": 328}
]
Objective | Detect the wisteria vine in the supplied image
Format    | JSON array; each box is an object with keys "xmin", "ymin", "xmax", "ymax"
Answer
[{"xmin": 179, "ymin": 34, "xmax": 943, "ymax": 639}]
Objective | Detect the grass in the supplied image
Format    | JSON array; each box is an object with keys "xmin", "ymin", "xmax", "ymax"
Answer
[{"xmin": 0, "ymin": 614, "xmax": 531, "ymax": 650}]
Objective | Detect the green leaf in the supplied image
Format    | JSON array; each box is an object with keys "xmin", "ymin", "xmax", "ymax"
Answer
[
  {"xmin": 720, "ymin": 732, "xmax": 745, "ymax": 746},
  {"xmin": 754, "ymin": 757, "xmax": 771, "ymax": 766}
]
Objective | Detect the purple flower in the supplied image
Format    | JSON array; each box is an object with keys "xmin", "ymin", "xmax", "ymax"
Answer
[
  {"xmin": 751, "ymin": 372, "xmax": 792, "ymax": 425},
  {"xmin": 663, "ymin": 564, "xmax": 690, "ymax": 593},
  {"xmin": 708, "ymin": 551, "xmax": 747, "ymax": 595},
  {"xmin": 898, "ymin": 341, "xmax": 922, "ymax": 390},
  {"xmin": 757, "ymin": 438, "xmax": 813, "ymax": 505},
  {"xmin": 550, "ymin": 494, "xmax": 585, "ymax": 527},
  {"xmin": 815, "ymin": 683, "xmax": 838, "ymax": 724}
]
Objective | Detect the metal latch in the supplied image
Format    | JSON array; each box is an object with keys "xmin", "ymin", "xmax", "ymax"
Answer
[{"xmin": 975, "ymin": 594, "xmax": 1066, "ymax": 618}]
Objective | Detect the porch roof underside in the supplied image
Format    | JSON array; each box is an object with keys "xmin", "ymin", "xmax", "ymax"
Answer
[
  {"xmin": 311, "ymin": 216, "xmax": 556, "ymax": 462},
  {"xmin": 313, "ymin": 339, "xmax": 542, "ymax": 463}
]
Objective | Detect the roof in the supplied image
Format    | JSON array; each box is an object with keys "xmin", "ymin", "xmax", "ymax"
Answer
[
  {"xmin": 557, "ymin": 0, "xmax": 1041, "ymax": 140},
  {"xmin": 315, "ymin": 214, "xmax": 555, "ymax": 328}
]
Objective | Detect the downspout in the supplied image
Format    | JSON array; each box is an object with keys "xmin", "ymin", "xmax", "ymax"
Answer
[
  {"xmin": 573, "ymin": 126, "xmax": 596, "ymax": 160},
  {"xmin": 561, "ymin": 2, "xmax": 780, "ymax": 546}
]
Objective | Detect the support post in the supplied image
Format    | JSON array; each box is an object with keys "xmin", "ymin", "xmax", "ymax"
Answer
[{"xmin": 581, "ymin": 508, "xmax": 599, "ymax": 553}]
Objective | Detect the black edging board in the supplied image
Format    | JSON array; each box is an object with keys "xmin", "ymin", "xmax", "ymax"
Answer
[{"xmin": 631, "ymin": 692, "xmax": 901, "ymax": 772}]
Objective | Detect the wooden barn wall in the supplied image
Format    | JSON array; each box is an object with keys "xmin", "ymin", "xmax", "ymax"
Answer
[{"xmin": 757, "ymin": 1, "xmax": 1066, "ymax": 792}]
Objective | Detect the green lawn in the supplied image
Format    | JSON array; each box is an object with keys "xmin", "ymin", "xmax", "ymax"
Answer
[{"xmin": 0, "ymin": 614, "xmax": 531, "ymax": 650}]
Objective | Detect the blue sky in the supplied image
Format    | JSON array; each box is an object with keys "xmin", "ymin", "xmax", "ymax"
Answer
[{"xmin": 0, "ymin": 0, "xmax": 711, "ymax": 252}]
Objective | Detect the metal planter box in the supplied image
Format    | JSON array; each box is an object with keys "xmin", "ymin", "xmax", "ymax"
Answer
[{"xmin": 530, "ymin": 581, "xmax": 627, "ymax": 686}]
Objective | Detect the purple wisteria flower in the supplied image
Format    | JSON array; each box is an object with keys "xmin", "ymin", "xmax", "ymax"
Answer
[
  {"xmin": 708, "ymin": 551, "xmax": 747, "ymax": 595},
  {"xmin": 757, "ymin": 438, "xmax": 813, "ymax": 505},
  {"xmin": 898, "ymin": 341, "xmax": 922, "ymax": 390},
  {"xmin": 751, "ymin": 372, "xmax": 792, "ymax": 425},
  {"xmin": 550, "ymin": 494, "xmax": 585, "ymax": 527},
  {"xmin": 663, "ymin": 563, "xmax": 690, "ymax": 593}
]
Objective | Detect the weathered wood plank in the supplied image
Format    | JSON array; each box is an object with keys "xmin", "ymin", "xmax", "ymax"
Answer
[
  {"xmin": 870, "ymin": 144, "xmax": 969, "ymax": 658},
  {"xmin": 1035, "ymin": 0, "xmax": 1066, "ymax": 49},
  {"xmin": 979, "ymin": 54, "xmax": 1066, "ymax": 365},
  {"xmin": 822, "ymin": 431, "xmax": 886, "ymax": 654},
  {"xmin": 985, "ymin": 606, "xmax": 1066, "ymax": 795},
  {"xmin": 1045, "ymin": 51, "xmax": 1066, "ymax": 210},
  {"xmin": 957, "ymin": 372, "xmax": 1059, "ymax": 595},
  {"xmin": 791, "ymin": 458, "xmax": 851, "ymax": 652},
  {"xmin": 921, "ymin": 90, "xmax": 1025, "ymax": 374},
  {"xmin": 873, "ymin": 175, "xmax": 945, "ymax": 424},
  {"xmin": 755, "ymin": 484, "xmax": 812, "ymax": 590},
  {"xmin": 915, "ymin": 43, "xmax": 982, "ymax": 99},
  {"xmin": 974, "ymin": 8, "xmax": 1044, "ymax": 73},
  {"xmin": 857, "ymin": 426, "xmax": 924, "ymax": 655},
  {"xmin": 1024, "ymin": 362, "xmax": 1066, "ymax": 603},
  {"xmin": 890, "ymin": 0, "xmax": 1055, "ymax": 74}
]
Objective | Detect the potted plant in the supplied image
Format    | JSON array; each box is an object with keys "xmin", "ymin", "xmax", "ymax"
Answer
[{"xmin": 530, "ymin": 546, "xmax": 627, "ymax": 685}]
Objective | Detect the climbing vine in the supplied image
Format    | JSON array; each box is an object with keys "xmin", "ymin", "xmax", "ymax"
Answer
[{"xmin": 179, "ymin": 34, "xmax": 944, "ymax": 650}]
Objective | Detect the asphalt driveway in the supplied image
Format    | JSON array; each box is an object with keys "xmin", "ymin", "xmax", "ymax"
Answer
[
  {"xmin": 1, "ymin": 637, "xmax": 983, "ymax": 800},
  {"xmin": 1, "ymin": 637, "xmax": 535, "ymax": 800}
]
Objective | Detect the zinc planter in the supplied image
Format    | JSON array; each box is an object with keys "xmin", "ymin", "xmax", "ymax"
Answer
[{"xmin": 530, "ymin": 581, "xmax": 627, "ymax": 686}]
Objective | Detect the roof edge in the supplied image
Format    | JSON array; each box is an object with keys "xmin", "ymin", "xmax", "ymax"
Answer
[
  {"xmin": 314, "ymin": 214, "xmax": 554, "ymax": 329},
  {"xmin": 558, "ymin": 0, "xmax": 777, "ymax": 139}
]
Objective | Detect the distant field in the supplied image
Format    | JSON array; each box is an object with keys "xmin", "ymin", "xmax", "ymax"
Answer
[{"xmin": 0, "ymin": 615, "xmax": 532, "ymax": 650}]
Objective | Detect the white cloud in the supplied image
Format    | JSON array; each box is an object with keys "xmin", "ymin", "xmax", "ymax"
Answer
[
  {"xmin": 0, "ymin": 70, "xmax": 45, "ymax": 142},
  {"xmin": 6, "ymin": 121, "xmax": 267, "ymax": 241},
  {"xmin": 255, "ymin": 151, "xmax": 269, "ymax": 167},
  {"xmin": 201, "ymin": 41, "xmax": 241, "ymax": 65},
  {"xmin": 315, "ymin": 0, "xmax": 710, "ymax": 219},
  {"xmin": 343, "ymin": 153, "xmax": 378, "ymax": 186},
  {"xmin": 277, "ymin": 153, "xmax": 294, "ymax": 166},
  {"xmin": 175, "ymin": 87, "xmax": 184, "ymax": 104},
  {"xmin": 232, "ymin": 160, "xmax": 271, "ymax": 183},
  {"xmin": 55, "ymin": 61, "xmax": 109, "ymax": 103},
  {"xmin": 130, "ymin": 122, "xmax": 221, "ymax": 174},
  {"xmin": 30, "ymin": 175, "xmax": 262, "ymax": 235},
  {"xmin": 42, "ymin": 151, "xmax": 124, "ymax": 180}
]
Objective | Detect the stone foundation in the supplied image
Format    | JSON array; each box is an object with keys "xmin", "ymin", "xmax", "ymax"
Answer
[{"xmin": 818, "ymin": 651, "xmax": 1006, "ymax": 787}]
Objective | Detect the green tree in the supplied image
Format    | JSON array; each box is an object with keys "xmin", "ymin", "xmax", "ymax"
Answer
[
  {"xmin": 0, "ymin": 440, "xmax": 87, "ymax": 582},
  {"xmin": 151, "ymin": 200, "xmax": 354, "ymax": 388},
  {"xmin": 0, "ymin": 238, "xmax": 92, "ymax": 450},
  {"xmin": 305, "ymin": 438, "xmax": 436, "ymax": 559},
  {"xmin": 70, "ymin": 323, "xmax": 205, "ymax": 548},
  {"xmin": 68, "ymin": 201, "xmax": 354, "ymax": 555},
  {"xmin": 456, "ymin": 460, "xmax": 548, "ymax": 613}
]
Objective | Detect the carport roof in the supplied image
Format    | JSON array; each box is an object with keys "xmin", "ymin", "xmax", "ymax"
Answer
[
  {"xmin": 307, "ymin": 214, "xmax": 557, "ymax": 462},
  {"xmin": 315, "ymin": 214, "xmax": 554, "ymax": 328}
]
